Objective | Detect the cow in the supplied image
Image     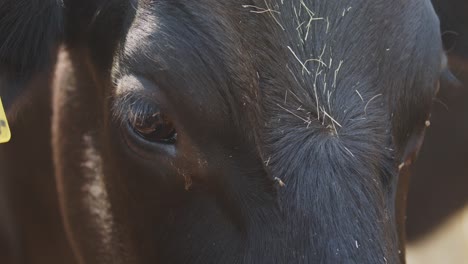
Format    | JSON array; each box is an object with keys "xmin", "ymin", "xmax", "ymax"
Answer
[{"xmin": 0, "ymin": 1, "xmax": 445, "ymax": 263}]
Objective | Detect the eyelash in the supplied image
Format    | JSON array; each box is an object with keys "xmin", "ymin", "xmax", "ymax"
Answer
[
  {"xmin": 128, "ymin": 103, "xmax": 160, "ymax": 125},
  {"xmin": 112, "ymin": 93, "xmax": 160, "ymax": 127}
]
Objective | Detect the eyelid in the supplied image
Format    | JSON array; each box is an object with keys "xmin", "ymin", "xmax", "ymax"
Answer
[
  {"xmin": 112, "ymin": 91, "xmax": 161, "ymax": 127},
  {"xmin": 112, "ymin": 74, "xmax": 172, "ymax": 129},
  {"xmin": 129, "ymin": 103, "xmax": 161, "ymax": 125}
]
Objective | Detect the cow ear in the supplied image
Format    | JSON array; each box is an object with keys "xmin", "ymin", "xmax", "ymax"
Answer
[{"xmin": 0, "ymin": 0, "xmax": 63, "ymax": 118}]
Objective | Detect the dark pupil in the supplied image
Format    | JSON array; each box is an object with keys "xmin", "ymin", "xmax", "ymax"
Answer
[{"xmin": 132, "ymin": 112, "xmax": 176, "ymax": 143}]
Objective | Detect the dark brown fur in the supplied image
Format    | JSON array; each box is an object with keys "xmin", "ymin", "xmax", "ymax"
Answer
[{"xmin": 0, "ymin": 1, "xmax": 446, "ymax": 263}]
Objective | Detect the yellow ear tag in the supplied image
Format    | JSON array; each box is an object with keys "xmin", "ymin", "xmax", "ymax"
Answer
[{"xmin": 0, "ymin": 97, "xmax": 11, "ymax": 143}]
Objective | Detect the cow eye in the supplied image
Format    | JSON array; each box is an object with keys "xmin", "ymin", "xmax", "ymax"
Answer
[{"xmin": 129, "ymin": 111, "xmax": 177, "ymax": 144}]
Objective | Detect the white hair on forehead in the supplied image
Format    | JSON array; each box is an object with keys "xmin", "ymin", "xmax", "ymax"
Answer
[{"xmin": 244, "ymin": 0, "xmax": 350, "ymax": 136}]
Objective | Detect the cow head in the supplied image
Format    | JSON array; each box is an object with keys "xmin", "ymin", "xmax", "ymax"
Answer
[{"xmin": 1, "ymin": 0, "xmax": 446, "ymax": 263}]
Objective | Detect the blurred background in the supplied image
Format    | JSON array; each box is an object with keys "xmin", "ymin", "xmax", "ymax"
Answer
[{"xmin": 406, "ymin": 1, "xmax": 468, "ymax": 260}]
